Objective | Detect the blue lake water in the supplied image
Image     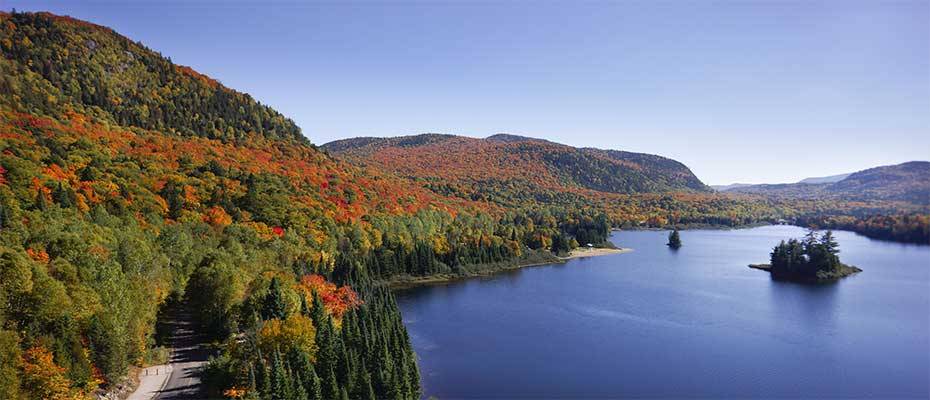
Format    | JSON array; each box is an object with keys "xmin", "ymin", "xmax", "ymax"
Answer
[{"xmin": 396, "ymin": 226, "xmax": 930, "ymax": 399}]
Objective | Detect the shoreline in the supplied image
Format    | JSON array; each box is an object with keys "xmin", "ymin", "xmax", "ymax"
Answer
[
  {"xmin": 615, "ymin": 222, "xmax": 772, "ymax": 232},
  {"xmin": 559, "ymin": 247, "xmax": 632, "ymax": 260},
  {"xmin": 387, "ymin": 247, "xmax": 632, "ymax": 290}
]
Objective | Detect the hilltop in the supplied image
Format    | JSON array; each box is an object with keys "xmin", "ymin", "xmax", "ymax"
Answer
[
  {"xmin": 798, "ymin": 173, "xmax": 851, "ymax": 185},
  {"xmin": 323, "ymin": 133, "xmax": 710, "ymax": 206},
  {"xmin": 1, "ymin": 12, "xmax": 303, "ymax": 144}
]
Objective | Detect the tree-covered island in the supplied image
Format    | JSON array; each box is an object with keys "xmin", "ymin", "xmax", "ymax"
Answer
[
  {"xmin": 667, "ymin": 229, "xmax": 682, "ymax": 249},
  {"xmin": 749, "ymin": 230, "xmax": 862, "ymax": 283}
]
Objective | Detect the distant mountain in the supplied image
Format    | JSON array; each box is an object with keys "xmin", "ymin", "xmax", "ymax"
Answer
[
  {"xmin": 798, "ymin": 173, "xmax": 851, "ymax": 185},
  {"xmin": 323, "ymin": 134, "xmax": 711, "ymax": 204},
  {"xmin": 829, "ymin": 162, "xmax": 930, "ymax": 203},
  {"xmin": 715, "ymin": 171, "xmax": 868, "ymax": 192},
  {"xmin": 727, "ymin": 162, "xmax": 930, "ymax": 204},
  {"xmin": 711, "ymin": 183, "xmax": 757, "ymax": 191}
]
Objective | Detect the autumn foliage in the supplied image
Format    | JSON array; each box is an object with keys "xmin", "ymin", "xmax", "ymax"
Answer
[
  {"xmin": 297, "ymin": 274, "xmax": 362, "ymax": 322},
  {"xmin": 257, "ymin": 314, "xmax": 317, "ymax": 359},
  {"xmin": 21, "ymin": 346, "xmax": 83, "ymax": 400},
  {"xmin": 1, "ymin": 9, "xmax": 925, "ymax": 400}
]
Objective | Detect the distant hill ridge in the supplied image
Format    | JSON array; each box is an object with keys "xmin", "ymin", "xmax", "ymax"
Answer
[
  {"xmin": 715, "ymin": 172, "xmax": 852, "ymax": 191},
  {"xmin": 723, "ymin": 161, "xmax": 930, "ymax": 204},
  {"xmin": 710, "ymin": 183, "xmax": 757, "ymax": 191},
  {"xmin": 323, "ymin": 133, "xmax": 711, "ymax": 201},
  {"xmin": 798, "ymin": 173, "xmax": 851, "ymax": 185}
]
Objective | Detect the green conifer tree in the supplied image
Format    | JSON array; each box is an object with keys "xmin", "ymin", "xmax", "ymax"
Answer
[
  {"xmin": 667, "ymin": 229, "xmax": 682, "ymax": 249},
  {"xmin": 270, "ymin": 350, "xmax": 290, "ymax": 400},
  {"xmin": 307, "ymin": 365, "xmax": 322, "ymax": 400},
  {"xmin": 262, "ymin": 277, "xmax": 289, "ymax": 321}
]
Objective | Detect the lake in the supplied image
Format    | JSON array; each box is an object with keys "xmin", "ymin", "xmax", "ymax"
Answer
[{"xmin": 396, "ymin": 225, "xmax": 930, "ymax": 399}]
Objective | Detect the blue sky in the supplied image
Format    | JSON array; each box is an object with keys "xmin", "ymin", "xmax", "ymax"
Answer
[{"xmin": 8, "ymin": 1, "xmax": 929, "ymax": 184}]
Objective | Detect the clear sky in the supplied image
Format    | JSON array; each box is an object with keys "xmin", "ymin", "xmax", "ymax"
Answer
[{"xmin": 8, "ymin": 0, "xmax": 929, "ymax": 185}]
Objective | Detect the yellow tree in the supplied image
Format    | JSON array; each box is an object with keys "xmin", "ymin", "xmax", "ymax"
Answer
[{"xmin": 21, "ymin": 346, "xmax": 82, "ymax": 400}]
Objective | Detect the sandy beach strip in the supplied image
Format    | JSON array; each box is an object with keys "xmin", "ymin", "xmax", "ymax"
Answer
[{"xmin": 560, "ymin": 247, "xmax": 632, "ymax": 260}]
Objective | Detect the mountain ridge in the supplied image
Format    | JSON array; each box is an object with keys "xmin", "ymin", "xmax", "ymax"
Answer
[
  {"xmin": 714, "ymin": 172, "xmax": 852, "ymax": 191},
  {"xmin": 798, "ymin": 173, "xmax": 851, "ymax": 185},
  {"xmin": 323, "ymin": 133, "xmax": 711, "ymax": 199},
  {"xmin": 711, "ymin": 183, "xmax": 757, "ymax": 191},
  {"xmin": 723, "ymin": 161, "xmax": 930, "ymax": 204}
]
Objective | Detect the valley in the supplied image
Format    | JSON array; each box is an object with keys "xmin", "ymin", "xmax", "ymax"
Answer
[{"xmin": 0, "ymin": 9, "xmax": 926, "ymax": 400}]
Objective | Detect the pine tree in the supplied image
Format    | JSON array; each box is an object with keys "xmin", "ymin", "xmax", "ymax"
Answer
[
  {"xmin": 300, "ymin": 294, "xmax": 310, "ymax": 316},
  {"xmin": 307, "ymin": 365, "xmax": 322, "ymax": 400},
  {"xmin": 262, "ymin": 277, "xmax": 289, "ymax": 321},
  {"xmin": 310, "ymin": 291, "xmax": 326, "ymax": 331},
  {"xmin": 159, "ymin": 180, "xmax": 184, "ymax": 219},
  {"xmin": 257, "ymin": 359, "xmax": 271, "ymax": 400},
  {"xmin": 820, "ymin": 230, "xmax": 840, "ymax": 269},
  {"xmin": 667, "ymin": 229, "xmax": 682, "ymax": 249},
  {"xmin": 53, "ymin": 182, "xmax": 74, "ymax": 207},
  {"xmin": 323, "ymin": 366, "xmax": 340, "ymax": 400},
  {"xmin": 270, "ymin": 350, "xmax": 290, "ymax": 400},
  {"xmin": 293, "ymin": 371, "xmax": 309, "ymax": 400},
  {"xmin": 360, "ymin": 371, "xmax": 377, "ymax": 400},
  {"xmin": 35, "ymin": 189, "xmax": 48, "ymax": 210},
  {"xmin": 248, "ymin": 362, "xmax": 258, "ymax": 396}
]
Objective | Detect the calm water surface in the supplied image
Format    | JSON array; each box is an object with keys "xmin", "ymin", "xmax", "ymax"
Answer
[{"xmin": 396, "ymin": 226, "xmax": 930, "ymax": 399}]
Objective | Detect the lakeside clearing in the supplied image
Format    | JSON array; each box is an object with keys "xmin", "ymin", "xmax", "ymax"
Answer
[
  {"xmin": 561, "ymin": 247, "xmax": 632, "ymax": 260},
  {"xmin": 388, "ymin": 246, "xmax": 632, "ymax": 289}
]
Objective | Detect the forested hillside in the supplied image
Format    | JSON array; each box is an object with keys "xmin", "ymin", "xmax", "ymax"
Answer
[
  {"xmin": 726, "ymin": 162, "xmax": 930, "ymax": 204},
  {"xmin": 324, "ymin": 134, "xmax": 710, "ymax": 198},
  {"xmin": 0, "ymin": 11, "xmax": 619, "ymax": 399},
  {"xmin": 0, "ymin": 12, "xmax": 302, "ymax": 143},
  {"xmin": 324, "ymin": 134, "xmax": 929, "ymax": 238}
]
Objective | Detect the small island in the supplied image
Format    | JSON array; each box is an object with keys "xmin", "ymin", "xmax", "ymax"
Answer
[
  {"xmin": 667, "ymin": 229, "xmax": 682, "ymax": 249},
  {"xmin": 750, "ymin": 230, "xmax": 862, "ymax": 283}
]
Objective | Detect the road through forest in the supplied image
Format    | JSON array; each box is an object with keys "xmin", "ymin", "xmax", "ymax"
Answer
[{"xmin": 154, "ymin": 309, "xmax": 211, "ymax": 399}]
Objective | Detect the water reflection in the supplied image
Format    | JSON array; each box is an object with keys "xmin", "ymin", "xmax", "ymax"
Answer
[{"xmin": 767, "ymin": 278, "xmax": 840, "ymax": 337}]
